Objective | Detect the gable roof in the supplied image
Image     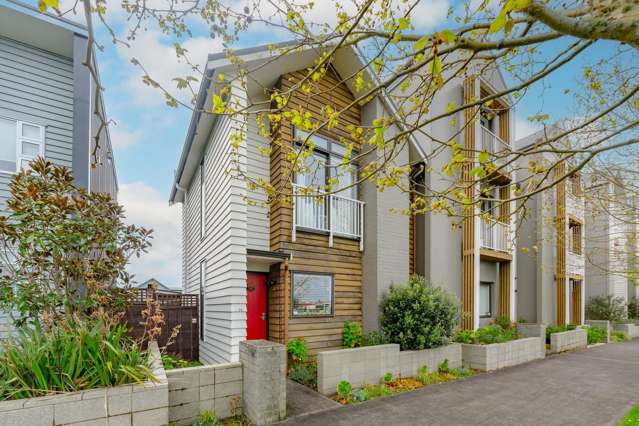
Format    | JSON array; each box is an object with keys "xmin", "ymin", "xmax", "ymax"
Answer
[
  {"xmin": 168, "ymin": 41, "xmax": 420, "ymax": 203},
  {"xmin": 136, "ymin": 278, "xmax": 181, "ymax": 293}
]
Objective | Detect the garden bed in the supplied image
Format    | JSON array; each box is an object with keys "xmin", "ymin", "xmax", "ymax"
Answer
[
  {"xmin": 549, "ymin": 328, "xmax": 587, "ymax": 354},
  {"xmin": 316, "ymin": 343, "xmax": 462, "ymax": 396},
  {"xmin": 614, "ymin": 322, "xmax": 639, "ymax": 338},
  {"xmin": 0, "ymin": 342, "xmax": 168, "ymax": 426},
  {"xmin": 461, "ymin": 337, "xmax": 544, "ymax": 371}
]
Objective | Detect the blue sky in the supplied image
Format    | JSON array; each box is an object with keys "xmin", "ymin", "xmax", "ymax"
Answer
[{"xmin": 49, "ymin": 0, "xmax": 601, "ymax": 288}]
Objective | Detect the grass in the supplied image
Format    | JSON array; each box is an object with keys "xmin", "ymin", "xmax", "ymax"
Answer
[{"xmin": 617, "ymin": 404, "xmax": 639, "ymax": 425}]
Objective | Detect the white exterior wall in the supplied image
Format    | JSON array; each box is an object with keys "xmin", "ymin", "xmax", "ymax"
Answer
[
  {"xmin": 182, "ymin": 86, "xmax": 250, "ymax": 363},
  {"xmin": 245, "ymin": 114, "xmax": 270, "ymax": 251}
]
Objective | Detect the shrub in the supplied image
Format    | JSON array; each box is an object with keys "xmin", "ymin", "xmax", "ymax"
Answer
[
  {"xmin": 380, "ymin": 275, "xmax": 460, "ymax": 350},
  {"xmin": 362, "ymin": 331, "xmax": 388, "ymax": 346},
  {"xmin": 585, "ymin": 295, "xmax": 626, "ymax": 322},
  {"xmin": 382, "ymin": 372, "xmax": 393, "ymax": 384},
  {"xmin": 193, "ymin": 411, "xmax": 219, "ymax": 426},
  {"xmin": 289, "ymin": 362, "xmax": 317, "ymax": 389},
  {"xmin": 287, "ymin": 337, "xmax": 308, "ymax": 363},
  {"xmin": 336, "ymin": 380, "xmax": 352, "ymax": 401},
  {"xmin": 612, "ymin": 330, "xmax": 630, "ymax": 342},
  {"xmin": 586, "ymin": 326, "xmax": 608, "ymax": 345},
  {"xmin": 162, "ymin": 354, "xmax": 202, "ymax": 370},
  {"xmin": 342, "ymin": 321, "xmax": 363, "ymax": 348},
  {"xmin": 455, "ymin": 324, "xmax": 519, "ymax": 345},
  {"xmin": 475, "ymin": 324, "xmax": 519, "ymax": 344},
  {"xmin": 437, "ymin": 359, "xmax": 450, "ymax": 374},
  {"xmin": 628, "ymin": 298, "xmax": 639, "ymax": 320},
  {"xmin": 0, "ymin": 320, "xmax": 153, "ymax": 400},
  {"xmin": 0, "ymin": 158, "xmax": 151, "ymax": 327}
]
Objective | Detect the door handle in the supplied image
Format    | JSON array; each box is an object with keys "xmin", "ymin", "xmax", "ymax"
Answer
[{"xmin": 260, "ymin": 313, "xmax": 266, "ymax": 320}]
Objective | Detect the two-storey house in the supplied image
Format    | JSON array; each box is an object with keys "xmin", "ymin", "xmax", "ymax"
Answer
[
  {"xmin": 515, "ymin": 127, "xmax": 586, "ymax": 326},
  {"xmin": 0, "ymin": 0, "xmax": 117, "ymax": 337}
]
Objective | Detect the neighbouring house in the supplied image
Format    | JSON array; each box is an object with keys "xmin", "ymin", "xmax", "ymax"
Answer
[
  {"xmin": 515, "ymin": 127, "xmax": 586, "ymax": 326},
  {"xmin": 400, "ymin": 66, "xmax": 517, "ymax": 330},
  {"xmin": 170, "ymin": 42, "xmax": 516, "ymax": 363},
  {"xmin": 585, "ymin": 173, "xmax": 635, "ymax": 305},
  {"xmin": 0, "ymin": 0, "xmax": 117, "ymax": 338},
  {"xmin": 135, "ymin": 278, "xmax": 182, "ymax": 294}
]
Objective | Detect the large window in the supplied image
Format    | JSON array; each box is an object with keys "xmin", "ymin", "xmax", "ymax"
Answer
[
  {"xmin": 479, "ymin": 282, "xmax": 493, "ymax": 318},
  {"xmin": 291, "ymin": 272, "xmax": 333, "ymax": 317},
  {"xmin": 569, "ymin": 220, "xmax": 582, "ymax": 255},
  {"xmin": 0, "ymin": 118, "xmax": 44, "ymax": 173},
  {"xmin": 294, "ymin": 129, "xmax": 358, "ymax": 200}
]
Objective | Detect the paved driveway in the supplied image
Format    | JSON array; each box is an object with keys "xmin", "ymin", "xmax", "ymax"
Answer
[{"xmin": 278, "ymin": 340, "xmax": 639, "ymax": 426}]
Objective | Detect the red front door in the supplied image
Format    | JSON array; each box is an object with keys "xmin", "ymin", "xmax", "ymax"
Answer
[{"xmin": 246, "ymin": 272, "xmax": 268, "ymax": 340}]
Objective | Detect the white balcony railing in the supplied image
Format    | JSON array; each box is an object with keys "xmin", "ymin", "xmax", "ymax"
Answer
[
  {"xmin": 480, "ymin": 217, "xmax": 510, "ymax": 252},
  {"xmin": 292, "ymin": 183, "xmax": 364, "ymax": 250},
  {"xmin": 480, "ymin": 126, "xmax": 511, "ymax": 173},
  {"xmin": 567, "ymin": 251, "xmax": 585, "ymax": 277}
]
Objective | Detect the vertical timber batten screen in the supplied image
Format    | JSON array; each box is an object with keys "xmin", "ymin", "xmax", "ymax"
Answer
[
  {"xmin": 462, "ymin": 77, "xmax": 477, "ymax": 330},
  {"xmin": 556, "ymin": 162, "xmax": 567, "ymax": 326},
  {"xmin": 126, "ymin": 288, "xmax": 199, "ymax": 361}
]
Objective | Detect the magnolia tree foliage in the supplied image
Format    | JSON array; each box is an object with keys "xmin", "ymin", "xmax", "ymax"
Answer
[{"xmin": 0, "ymin": 158, "xmax": 152, "ymax": 327}]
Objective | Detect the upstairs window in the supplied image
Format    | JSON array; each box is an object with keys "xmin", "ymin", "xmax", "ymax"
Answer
[
  {"xmin": 0, "ymin": 118, "xmax": 44, "ymax": 173},
  {"xmin": 569, "ymin": 220, "xmax": 582, "ymax": 255},
  {"xmin": 293, "ymin": 129, "xmax": 358, "ymax": 200},
  {"xmin": 569, "ymin": 173, "xmax": 582, "ymax": 197}
]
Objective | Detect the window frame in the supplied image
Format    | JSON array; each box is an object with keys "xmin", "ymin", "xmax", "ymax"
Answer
[
  {"xmin": 569, "ymin": 220, "xmax": 583, "ymax": 255},
  {"xmin": 290, "ymin": 271, "xmax": 335, "ymax": 318},
  {"xmin": 293, "ymin": 128, "xmax": 359, "ymax": 200},
  {"xmin": 199, "ymin": 260, "xmax": 206, "ymax": 341},
  {"xmin": 0, "ymin": 117, "xmax": 45, "ymax": 174},
  {"xmin": 479, "ymin": 281, "xmax": 493, "ymax": 318}
]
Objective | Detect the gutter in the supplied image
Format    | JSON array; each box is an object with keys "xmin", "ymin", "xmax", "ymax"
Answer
[{"xmin": 169, "ymin": 67, "xmax": 216, "ymax": 203}]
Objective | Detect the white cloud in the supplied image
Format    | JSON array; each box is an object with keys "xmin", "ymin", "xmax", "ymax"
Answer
[
  {"xmin": 109, "ymin": 120, "xmax": 142, "ymax": 149},
  {"xmin": 515, "ymin": 115, "xmax": 542, "ymax": 140},
  {"xmin": 410, "ymin": 0, "xmax": 450, "ymax": 29},
  {"xmin": 119, "ymin": 182, "xmax": 181, "ymax": 289},
  {"xmin": 116, "ymin": 30, "xmax": 222, "ymax": 107}
]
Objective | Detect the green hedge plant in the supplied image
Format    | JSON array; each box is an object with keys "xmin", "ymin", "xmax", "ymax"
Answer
[
  {"xmin": 342, "ymin": 321, "xmax": 363, "ymax": 348},
  {"xmin": 380, "ymin": 275, "xmax": 460, "ymax": 350},
  {"xmin": 627, "ymin": 298, "xmax": 639, "ymax": 320},
  {"xmin": 585, "ymin": 295, "xmax": 626, "ymax": 322},
  {"xmin": 586, "ymin": 326, "xmax": 607, "ymax": 345}
]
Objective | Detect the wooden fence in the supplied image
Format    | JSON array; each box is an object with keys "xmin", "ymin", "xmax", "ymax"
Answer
[{"xmin": 126, "ymin": 287, "xmax": 199, "ymax": 361}]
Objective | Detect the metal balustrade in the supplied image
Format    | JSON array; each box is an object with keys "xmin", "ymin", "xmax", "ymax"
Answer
[
  {"xmin": 292, "ymin": 183, "xmax": 364, "ymax": 250},
  {"xmin": 480, "ymin": 217, "xmax": 510, "ymax": 252},
  {"xmin": 480, "ymin": 126, "xmax": 511, "ymax": 173}
]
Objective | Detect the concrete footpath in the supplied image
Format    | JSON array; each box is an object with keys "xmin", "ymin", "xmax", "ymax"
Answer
[{"xmin": 278, "ymin": 339, "xmax": 639, "ymax": 426}]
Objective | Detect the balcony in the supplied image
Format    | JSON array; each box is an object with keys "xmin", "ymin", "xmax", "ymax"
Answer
[
  {"xmin": 566, "ymin": 191, "xmax": 584, "ymax": 219},
  {"xmin": 292, "ymin": 183, "xmax": 364, "ymax": 250},
  {"xmin": 480, "ymin": 125, "xmax": 511, "ymax": 175},
  {"xmin": 480, "ymin": 217, "xmax": 510, "ymax": 253},
  {"xmin": 567, "ymin": 251, "xmax": 585, "ymax": 277}
]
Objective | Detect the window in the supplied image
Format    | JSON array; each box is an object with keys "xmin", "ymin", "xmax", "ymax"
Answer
[
  {"xmin": 199, "ymin": 260, "xmax": 206, "ymax": 341},
  {"xmin": 569, "ymin": 173, "xmax": 582, "ymax": 197},
  {"xmin": 291, "ymin": 272, "xmax": 333, "ymax": 317},
  {"xmin": 479, "ymin": 282, "xmax": 493, "ymax": 318},
  {"xmin": 199, "ymin": 160, "xmax": 205, "ymax": 240},
  {"xmin": 0, "ymin": 118, "xmax": 44, "ymax": 173},
  {"xmin": 569, "ymin": 220, "xmax": 582, "ymax": 255},
  {"xmin": 480, "ymin": 109, "xmax": 495, "ymax": 132},
  {"xmin": 294, "ymin": 129, "xmax": 358, "ymax": 199}
]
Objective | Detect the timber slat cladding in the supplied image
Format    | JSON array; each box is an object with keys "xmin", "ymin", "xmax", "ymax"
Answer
[
  {"xmin": 556, "ymin": 162, "xmax": 567, "ymax": 326},
  {"xmin": 269, "ymin": 66, "xmax": 363, "ymax": 353},
  {"xmin": 498, "ymin": 261, "xmax": 510, "ymax": 318},
  {"xmin": 462, "ymin": 77, "xmax": 476, "ymax": 330},
  {"xmin": 571, "ymin": 280, "xmax": 582, "ymax": 325}
]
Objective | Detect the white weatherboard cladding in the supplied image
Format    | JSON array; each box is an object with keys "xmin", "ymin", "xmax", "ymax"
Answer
[
  {"xmin": 245, "ymin": 113, "xmax": 270, "ymax": 251},
  {"xmin": 0, "ymin": 36, "xmax": 74, "ymax": 211},
  {"xmin": 183, "ymin": 90, "xmax": 250, "ymax": 363}
]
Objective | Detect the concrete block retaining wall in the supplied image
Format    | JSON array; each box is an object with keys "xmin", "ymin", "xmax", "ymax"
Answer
[
  {"xmin": 549, "ymin": 328, "xmax": 587, "ymax": 354},
  {"xmin": 166, "ymin": 363, "xmax": 242, "ymax": 425},
  {"xmin": 0, "ymin": 342, "xmax": 168, "ymax": 426},
  {"xmin": 516, "ymin": 324, "xmax": 547, "ymax": 355},
  {"xmin": 317, "ymin": 343, "xmax": 462, "ymax": 396},
  {"xmin": 614, "ymin": 322, "xmax": 639, "ymax": 338},
  {"xmin": 585, "ymin": 320, "xmax": 611, "ymax": 343},
  {"xmin": 461, "ymin": 338, "xmax": 543, "ymax": 371},
  {"xmin": 398, "ymin": 344, "xmax": 462, "ymax": 377}
]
